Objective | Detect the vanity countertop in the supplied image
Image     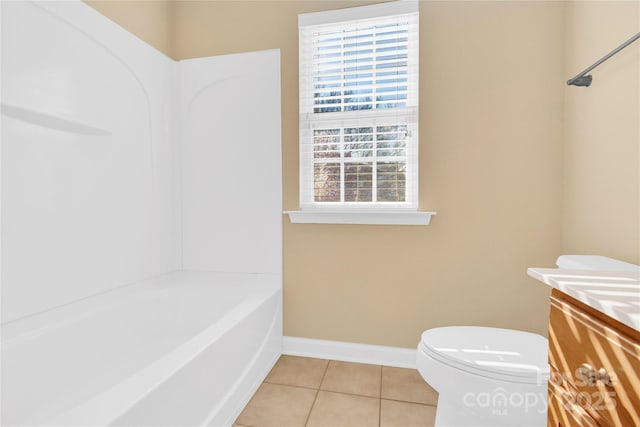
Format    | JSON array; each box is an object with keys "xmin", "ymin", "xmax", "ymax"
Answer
[{"xmin": 528, "ymin": 268, "xmax": 640, "ymax": 332}]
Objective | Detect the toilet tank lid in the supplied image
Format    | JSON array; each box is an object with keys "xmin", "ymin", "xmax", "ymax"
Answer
[{"xmin": 556, "ymin": 255, "xmax": 640, "ymax": 272}]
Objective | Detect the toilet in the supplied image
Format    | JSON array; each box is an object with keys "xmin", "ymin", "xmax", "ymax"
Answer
[
  {"xmin": 416, "ymin": 254, "xmax": 639, "ymax": 427},
  {"xmin": 416, "ymin": 326, "xmax": 549, "ymax": 427}
]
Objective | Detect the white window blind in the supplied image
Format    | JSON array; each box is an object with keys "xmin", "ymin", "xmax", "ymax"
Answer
[{"xmin": 299, "ymin": 1, "xmax": 419, "ymax": 210}]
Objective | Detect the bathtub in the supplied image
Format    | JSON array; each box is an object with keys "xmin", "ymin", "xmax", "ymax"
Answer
[{"xmin": 1, "ymin": 271, "xmax": 282, "ymax": 427}]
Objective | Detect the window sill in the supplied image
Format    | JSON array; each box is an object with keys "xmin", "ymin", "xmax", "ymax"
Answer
[{"xmin": 284, "ymin": 210, "xmax": 436, "ymax": 225}]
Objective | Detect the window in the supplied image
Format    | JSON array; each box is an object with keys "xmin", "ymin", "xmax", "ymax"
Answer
[{"xmin": 298, "ymin": 1, "xmax": 419, "ymax": 215}]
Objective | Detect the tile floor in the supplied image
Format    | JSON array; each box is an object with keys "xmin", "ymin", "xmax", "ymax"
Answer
[{"xmin": 234, "ymin": 355, "xmax": 438, "ymax": 427}]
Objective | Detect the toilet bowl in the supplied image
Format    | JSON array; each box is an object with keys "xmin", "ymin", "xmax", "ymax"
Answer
[{"xmin": 416, "ymin": 326, "xmax": 549, "ymax": 427}]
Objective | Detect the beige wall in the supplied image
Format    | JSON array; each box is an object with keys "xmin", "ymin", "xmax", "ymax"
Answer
[
  {"xmin": 563, "ymin": 1, "xmax": 640, "ymax": 265},
  {"xmin": 84, "ymin": 0, "xmax": 174, "ymax": 56},
  {"xmin": 86, "ymin": 1, "xmax": 568, "ymax": 348}
]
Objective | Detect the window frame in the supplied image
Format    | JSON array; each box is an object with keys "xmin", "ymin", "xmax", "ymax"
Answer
[{"xmin": 297, "ymin": 0, "xmax": 421, "ymax": 214}]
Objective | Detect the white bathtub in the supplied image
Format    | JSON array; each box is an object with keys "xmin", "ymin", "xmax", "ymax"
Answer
[{"xmin": 1, "ymin": 271, "xmax": 282, "ymax": 427}]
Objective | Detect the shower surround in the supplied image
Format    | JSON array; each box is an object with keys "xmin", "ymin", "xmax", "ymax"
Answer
[{"xmin": 1, "ymin": 1, "xmax": 282, "ymax": 426}]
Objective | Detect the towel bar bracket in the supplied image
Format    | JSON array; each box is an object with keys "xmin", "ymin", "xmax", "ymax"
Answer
[{"xmin": 567, "ymin": 32, "xmax": 640, "ymax": 87}]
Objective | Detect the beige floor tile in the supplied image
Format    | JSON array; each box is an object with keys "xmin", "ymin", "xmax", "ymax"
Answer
[
  {"xmin": 265, "ymin": 355, "xmax": 329, "ymax": 389},
  {"xmin": 381, "ymin": 366, "xmax": 439, "ymax": 405},
  {"xmin": 320, "ymin": 360, "xmax": 382, "ymax": 397},
  {"xmin": 235, "ymin": 383, "xmax": 316, "ymax": 427},
  {"xmin": 306, "ymin": 391, "xmax": 380, "ymax": 427},
  {"xmin": 380, "ymin": 399, "xmax": 437, "ymax": 427}
]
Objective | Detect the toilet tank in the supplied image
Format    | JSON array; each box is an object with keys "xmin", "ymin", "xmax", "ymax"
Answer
[{"xmin": 556, "ymin": 255, "xmax": 640, "ymax": 272}]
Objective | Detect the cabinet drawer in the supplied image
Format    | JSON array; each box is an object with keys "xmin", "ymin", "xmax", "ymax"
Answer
[
  {"xmin": 548, "ymin": 379, "xmax": 599, "ymax": 427},
  {"xmin": 549, "ymin": 295, "xmax": 640, "ymax": 426}
]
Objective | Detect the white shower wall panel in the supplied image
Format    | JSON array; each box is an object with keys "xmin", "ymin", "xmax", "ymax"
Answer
[
  {"xmin": 1, "ymin": 1, "xmax": 176, "ymax": 322},
  {"xmin": 178, "ymin": 51, "xmax": 282, "ymax": 275},
  {"xmin": 2, "ymin": 3, "xmax": 283, "ymax": 424}
]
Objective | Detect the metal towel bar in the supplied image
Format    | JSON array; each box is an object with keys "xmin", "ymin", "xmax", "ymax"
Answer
[{"xmin": 567, "ymin": 32, "xmax": 640, "ymax": 87}]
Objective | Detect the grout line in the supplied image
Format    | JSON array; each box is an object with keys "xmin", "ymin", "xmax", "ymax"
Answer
[
  {"xmin": 262, "ymin": 379, "xmax": 320, "ymax": 391},
  {"xmin": 304, "ymin": 360, "xmax": 330, "ymax": 427},
  {"xmin": 314, "ymin": 389, "xmax": 383, "ymax": 401},
  {"xmin": 262, "ymin": 382, "xmax": 318, "ymax": 390},
  {"xmin": 380, "ymin": 397, "xmax": 438, "ymax": 407},
  {"xmin": 233, "ymin": 382, "xmax": 262, "ymax": 427}
]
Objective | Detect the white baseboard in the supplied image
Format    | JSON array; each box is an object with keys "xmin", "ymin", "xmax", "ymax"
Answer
[{"xmin": 283, "ymin": 336, "xmax": 417, "ymax": 369}]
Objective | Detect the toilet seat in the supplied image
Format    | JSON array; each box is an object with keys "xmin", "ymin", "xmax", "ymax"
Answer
[{"xmin": 419, "ymin": 326, "xmax": 549, "ymax": 384}]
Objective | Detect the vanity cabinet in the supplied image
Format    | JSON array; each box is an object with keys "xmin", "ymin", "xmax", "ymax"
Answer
[{"xmin": 547, "ymin": 289, "xmax": 640, "ymax": 427}]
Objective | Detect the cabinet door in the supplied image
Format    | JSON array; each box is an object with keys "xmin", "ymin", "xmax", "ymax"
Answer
[
  {"xmin": 548, "ymin": 380, "xmax": 599, "ymax": 427},
  {"xmin": 549, "ymin": 294, "xmax": 640, "ymax": 426}
]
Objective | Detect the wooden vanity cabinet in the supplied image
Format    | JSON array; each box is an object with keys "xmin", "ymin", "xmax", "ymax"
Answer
[{"xmin": 547, "ymin": 289, "xmax": 640, "ymax": 427}]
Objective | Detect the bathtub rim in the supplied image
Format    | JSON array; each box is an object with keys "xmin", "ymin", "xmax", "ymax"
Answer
[
  {"xmin": 1, "ymin": 270, "xmax": 280, "ymax": 342},
  {"xmin": 1, "ymin": 270, "xmax": 282, "ymax": 426}
]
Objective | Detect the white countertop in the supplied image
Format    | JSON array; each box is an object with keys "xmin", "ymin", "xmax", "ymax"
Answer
[{"xmin": 528, "ymin": 268, "xmax": 640, "ymax": 332}]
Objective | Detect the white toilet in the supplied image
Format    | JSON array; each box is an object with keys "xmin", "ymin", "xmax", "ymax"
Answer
[
  {"xmin": 417, "ymin": 326, "xmax": 549, "ymax": 427},
  {"xmin": 416, "ymin": 254, "xmax": 639, "ymax": 427}
]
